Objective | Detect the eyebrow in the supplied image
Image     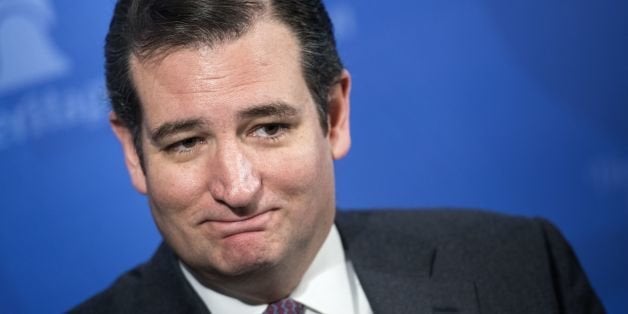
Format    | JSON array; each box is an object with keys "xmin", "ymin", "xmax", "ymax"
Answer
[
  {"xmin": 238, "ymin": 102, "xmax": 300, "ymax": 120},
  {"xmin": 149, "ymin": 118, "xmax": 207, "ymax": 144}
]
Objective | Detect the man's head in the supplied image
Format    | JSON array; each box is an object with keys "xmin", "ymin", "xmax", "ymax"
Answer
[{"xmin": 106, "ymin": 0, "xmax": 351, "ymax": 303}]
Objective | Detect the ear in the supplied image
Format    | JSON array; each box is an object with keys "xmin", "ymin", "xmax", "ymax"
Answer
[
  {"xmin": 110, "ymin": 112, "xmax": 148, "ymax": 194},
  {"xmin": 327, "ymin": 69, "xmax": 352, "ymax": 160}
]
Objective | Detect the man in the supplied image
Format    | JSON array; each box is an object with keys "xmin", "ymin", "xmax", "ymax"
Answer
[{"xmin": 72, "ymin": 0, "xmax": 604, "ymax": 313}]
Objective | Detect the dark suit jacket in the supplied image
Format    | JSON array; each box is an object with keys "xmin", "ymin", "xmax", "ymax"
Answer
[{"xmin": 70, "ymin": 210, "xmax": 605, "ymax": 313}]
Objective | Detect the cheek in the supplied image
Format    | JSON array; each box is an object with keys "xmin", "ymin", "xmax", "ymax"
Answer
[
  {"xmin": 145, "ymin": 161, "xmax": 208, "ymax": 215},
  {"xmin": 262, "ymin": 135, "xmax": 335, "ymax": 208}
]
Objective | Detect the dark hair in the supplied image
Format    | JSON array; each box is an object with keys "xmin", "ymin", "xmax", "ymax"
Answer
[{"xmin": 105, "ymin": 0, "xmax": 343, "ymax": 159}]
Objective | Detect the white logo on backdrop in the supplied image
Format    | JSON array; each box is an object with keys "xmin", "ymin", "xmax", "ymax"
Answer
[
  {"xmin": 0, "ymin": 0, "xmax": 70, "ymax": 93},
  {"xmin": 0, "ymin": 0, "xmax": 107, "ymax": 150}
]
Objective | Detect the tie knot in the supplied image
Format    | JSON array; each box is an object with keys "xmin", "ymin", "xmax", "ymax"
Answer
[{"xmin": 263, "ymin": 298, "xmax": 305, "ymax": 314}]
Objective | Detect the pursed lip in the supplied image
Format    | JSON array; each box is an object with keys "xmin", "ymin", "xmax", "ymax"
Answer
[{"xmin": 202, "ymin": 209, "xmax": 276, "ymax": 238}]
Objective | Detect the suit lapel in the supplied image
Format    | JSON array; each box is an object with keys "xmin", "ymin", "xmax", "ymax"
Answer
[
  {"xmin": 428, "ymin": 280, "xmax": 480, "ymax": 314},
  {"xmin": 144, "ymin": 243, "xmax": 212, "ymax": 313},
  {"xmin": 336, "ymin": 211, "xmax": 480, "ymax": 314},
  {"xmin": 353, "ymin": 263, "xmax": 433, "ymax": 313}
]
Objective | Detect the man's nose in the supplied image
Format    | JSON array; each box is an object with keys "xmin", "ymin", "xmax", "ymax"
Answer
[{"xmin": 208, "ymin": 142, "xmax": 262, "ymax": 212}]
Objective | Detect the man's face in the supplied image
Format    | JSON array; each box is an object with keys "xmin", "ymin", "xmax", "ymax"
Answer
[{"xmin": 112, "ymin": 19, "xmax": 351, "ymax": 284}]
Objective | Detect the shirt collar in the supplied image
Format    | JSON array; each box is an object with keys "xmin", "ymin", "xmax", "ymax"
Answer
[
  {"xmin": 180, "ymin": 224, "xmax": 356, "ymax": 314},
  {"xmin": 291, "ymin": 225, "xmax": 355, "ymax": 314}
]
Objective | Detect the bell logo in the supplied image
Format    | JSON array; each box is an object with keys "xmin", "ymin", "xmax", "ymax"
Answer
[{"xmin": 0, "ymin": 0, "xmax": 70, "ymax": 94}]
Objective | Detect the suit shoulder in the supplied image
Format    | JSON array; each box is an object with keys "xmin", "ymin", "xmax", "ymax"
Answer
[
  {"xmin": 68, "ymin": 243, "xmax": 208, "ymax": 314},
  {"xmin": 336, "ymin": 208, "xmax": 555, "ymax": 271},
  {"xmin": 336, "ymin": 208, "xmax": 541, "ymax": 241},
  {"xmin": 69, "ymin": 260, "xmax": 156, "ymax": 313},
  {"xmin": 337, "ymin": 209, "xmax": 605, "ymax": 313}
]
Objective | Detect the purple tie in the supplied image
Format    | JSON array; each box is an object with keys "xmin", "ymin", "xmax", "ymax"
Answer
[{"xmin": 263, "ymin": 298, "xmax": 305, "ymax": 314}]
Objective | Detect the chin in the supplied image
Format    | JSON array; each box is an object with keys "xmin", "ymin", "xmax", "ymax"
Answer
[
  {"xmin": 222, "ymin": 258, "xmax": 275, "ymax": 277},
  {"xmin": 205, "ymin": 242, "xmax": 281, "ymax": 277}
]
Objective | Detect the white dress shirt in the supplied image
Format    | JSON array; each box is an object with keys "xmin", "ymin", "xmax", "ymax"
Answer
[{"xmin": 180, "ymin": 225, "xmax": 373, "ymax": 314}]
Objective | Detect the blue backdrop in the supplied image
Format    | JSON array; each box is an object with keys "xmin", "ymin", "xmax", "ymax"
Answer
[{"xmin": 0, "ymin": 0, "xmax": 626, "ymax": 312}]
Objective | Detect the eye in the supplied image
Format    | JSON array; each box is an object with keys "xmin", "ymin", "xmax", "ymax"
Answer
[
  {"xmin": 165, "ymin": 137, "xmax": 205, "ymax": 154},
  {"xmin": 251, "ymin": 123, "xmax": 289, "ymax": 140}
]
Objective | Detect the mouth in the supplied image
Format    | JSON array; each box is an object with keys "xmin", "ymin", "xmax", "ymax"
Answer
[{"xmin": 204, "ymin": 209, "xmax": 276, "ymax": 238}]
